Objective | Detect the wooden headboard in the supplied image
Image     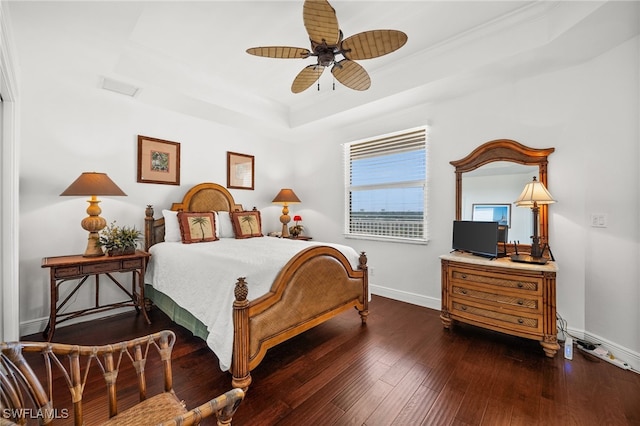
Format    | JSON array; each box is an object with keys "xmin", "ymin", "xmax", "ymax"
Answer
[{"xmin": 144, "ymin": 182, "xmax": 243, "ymax": 250}]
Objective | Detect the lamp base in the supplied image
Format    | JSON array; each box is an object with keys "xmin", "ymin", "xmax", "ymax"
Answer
[
  {"xmin": 83, "ymin": 232, "xmax": 105, "ymax": 257},
  {"xmin": 281, "ymin": 222, "xmax": 290, "ymax": 238},
  {"xmin": 510, "ymin": 254, "xmax": 548, "ymax": 265}
]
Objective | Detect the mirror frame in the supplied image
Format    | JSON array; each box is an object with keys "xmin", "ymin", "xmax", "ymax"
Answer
[{"xmin": 451, "ymin": 139, "xmax": 555, "ymax": 250}]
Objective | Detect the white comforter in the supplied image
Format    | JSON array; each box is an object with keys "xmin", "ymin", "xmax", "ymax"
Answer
[{"xmin": 145, "ymin": 237, "xmax": 361, "ymax": 371}]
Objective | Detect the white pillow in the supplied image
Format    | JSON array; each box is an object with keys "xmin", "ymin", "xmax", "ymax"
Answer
[
  {"xmin": 216, "ymin": 211, "xmax": 235, "ymax": 238},
  {"xmin": 162, "ymin": 210, "xmax": 181, "ymax": 242}
]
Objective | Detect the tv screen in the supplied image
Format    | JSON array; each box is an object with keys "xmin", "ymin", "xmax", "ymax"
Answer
[{"xmin": 452, "ymin": 220, "xmax": 499, "ymax": 258}]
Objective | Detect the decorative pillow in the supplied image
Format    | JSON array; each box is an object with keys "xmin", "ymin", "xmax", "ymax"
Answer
[
  {"xmin": 177, "ymin": 211, "xmax": 218, "ymax": 244},
  {"xmin": 216, "ymin": 211, "xmax": 236, "ymax": 238},
  {"xmin": 230, "ymin": 210, "xmax": 263, "ymax": 239},
  {"xmin": 162, "ymin": 210, "xmax": 181, "ymax": 242}
]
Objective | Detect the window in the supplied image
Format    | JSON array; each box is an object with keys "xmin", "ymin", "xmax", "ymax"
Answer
[{"xmin": 344, "ymin": 126, "xmax": 428, "ymax": 243}]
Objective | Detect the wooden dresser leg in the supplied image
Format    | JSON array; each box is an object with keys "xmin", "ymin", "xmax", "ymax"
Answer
[
  {"xmin": 540, "ymin": 335, "xmax": 560, "ymax": 357},
  {"xmin": 440, "ymin": 311, "xmax": 451, "ymax": 329}
]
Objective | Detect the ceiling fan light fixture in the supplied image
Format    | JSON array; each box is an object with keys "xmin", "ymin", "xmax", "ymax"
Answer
[{"xmin": 246, "ymin": 0, "xmax": 407, "ymax": 93}]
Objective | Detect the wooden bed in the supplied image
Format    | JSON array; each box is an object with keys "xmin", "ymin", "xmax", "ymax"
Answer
[{"xmin": 143, "ymin": 182, "xmax": 369, "ymax": 390}]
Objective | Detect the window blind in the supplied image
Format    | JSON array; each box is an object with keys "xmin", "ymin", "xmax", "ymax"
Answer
[{"xmin": 344, "ymin": 126, "xmax": 428, "ymax": 242}]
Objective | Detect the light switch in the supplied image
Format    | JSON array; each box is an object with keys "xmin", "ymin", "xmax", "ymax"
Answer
[{"xmin": 591, "ymin": 214, "xmax": 607, "ymax": 228}]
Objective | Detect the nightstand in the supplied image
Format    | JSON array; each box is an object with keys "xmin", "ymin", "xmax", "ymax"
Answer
[
  {"xmin": 41, "ymin": 250, "xmax": 151, "ymax": 340},
  {"xmin": 287, "ymin": 235, "xmax": 312, "ymax": 241}
]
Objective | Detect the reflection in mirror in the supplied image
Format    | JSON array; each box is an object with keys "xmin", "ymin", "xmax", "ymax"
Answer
[
  {"xmin": 451, "ymin": 139, "xmax": 555, "ymax": 254},
  {"xmin": 462, "ymin": 162, "xmax": 538, "ymax": 244}
]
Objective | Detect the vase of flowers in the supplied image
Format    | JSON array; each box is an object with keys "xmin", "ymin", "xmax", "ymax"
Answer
[
  {"xmin": 289, "ymin": 215, "xmax": 304, "ymax": 238},
  {"xmin": 98, "ymin": 221, "xmax": 142, "ymax": 256}
]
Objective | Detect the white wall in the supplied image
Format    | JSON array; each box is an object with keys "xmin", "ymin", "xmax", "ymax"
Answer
[{"xmin": 296, "ymin": 36, "xmax": 640, "ymax": 367}]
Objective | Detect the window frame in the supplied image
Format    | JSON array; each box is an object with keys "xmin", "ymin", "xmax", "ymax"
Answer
[{"xmin": 343, "ymin": 126, "xmax": 429, "ymax": 244}]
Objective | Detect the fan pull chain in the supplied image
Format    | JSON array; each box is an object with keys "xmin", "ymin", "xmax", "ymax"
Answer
[{"xmin": 317, "ymin": 67, "xmax": 320, "ymax": 91}]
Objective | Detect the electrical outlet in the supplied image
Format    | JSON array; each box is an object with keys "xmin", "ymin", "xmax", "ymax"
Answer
[
  {"xmin": 591, "ymin": 214, "xmax": 607, "ymax": 228},
  {"xmin": 369, "ymin": 267, "xmax": 374, "ymax": 276}
]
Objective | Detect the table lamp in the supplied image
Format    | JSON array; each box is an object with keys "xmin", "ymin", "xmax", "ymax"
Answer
[
  {"xmin": 513, "ymin": 176, "xmax": 556, "ymax": 262},
  {"xmin": 60, "ymin": 172, "xmax": 127, "ymax": 257},
  {"xmin": 272, "ymin": 188, "xmax": 300, "ymax": 238}
]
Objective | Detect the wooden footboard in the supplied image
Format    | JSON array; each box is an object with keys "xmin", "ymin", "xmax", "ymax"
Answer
[{"xmin": 231, "ymin": 246, "xmax": 368, "ymax": 390}]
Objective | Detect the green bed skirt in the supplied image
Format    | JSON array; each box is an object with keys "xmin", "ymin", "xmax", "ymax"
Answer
[{"xmin": 145, "ymin": 284, "xmax": 209, "ymax": 342}]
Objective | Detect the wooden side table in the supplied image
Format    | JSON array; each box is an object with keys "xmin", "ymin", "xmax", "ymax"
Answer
[
  {"xmin": 41, "ymin": 250, "xmax": 151, "ymax": 340},
  {"xmin": 287, "ymin": 235, "xmax": 312, "ymax": 241}
]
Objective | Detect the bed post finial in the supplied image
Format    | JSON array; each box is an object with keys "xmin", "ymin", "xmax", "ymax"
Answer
[
  {"xmin": 359, "ymin": 252, "xmax": 367, "ymax": 269},
  {"xmin": 234, "ymin": 277, "xmax": 248, "ymax": 301}
]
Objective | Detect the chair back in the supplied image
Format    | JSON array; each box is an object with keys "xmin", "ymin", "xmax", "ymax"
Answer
[{"xmin": 1, "ymin": 330, "xmax": 176, "ymax": 425}]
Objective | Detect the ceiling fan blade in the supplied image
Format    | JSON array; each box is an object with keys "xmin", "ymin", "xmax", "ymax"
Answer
[
  {"xmin": 331, "ymin": 59, "xmax": 371, "ymax": 91},
  {"xmin": 246, "ymin": 46, "xmax": 311, "ymax": 59},
  {"xmin": 341, "ymin": 30, "xmax": 408, "ymax": 60},
  {"xmin": 303, "ymin": 0, "xmax": 340, "ymax": 45},
  {"xmin": 292, "ymin": 65, "xmax": 325, "ymax": 93}
]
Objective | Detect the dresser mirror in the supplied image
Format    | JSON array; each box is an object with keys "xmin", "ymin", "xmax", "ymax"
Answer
[{"xmin": 450, "ymin": 139, "xmax": 555, "ymax": 253}]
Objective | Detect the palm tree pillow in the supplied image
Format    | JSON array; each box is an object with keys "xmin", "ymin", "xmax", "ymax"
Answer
[
  {"xmin": 177, "ymin": 211, "xmax": 218, "ymax": 243},
  {"xmin": 230, "ymin": 210, "xmax": 263, "ymax": 239}
]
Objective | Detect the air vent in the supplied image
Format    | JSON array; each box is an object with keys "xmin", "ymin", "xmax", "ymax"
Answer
[{"xmin": 101, "ymin": 77, "xmax": 139, "ymax": 97}]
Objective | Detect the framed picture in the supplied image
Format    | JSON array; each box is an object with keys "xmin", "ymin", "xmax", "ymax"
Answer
[
  {"xmin": 472, "ymin": 203, "xmax": 511, "ymax": 227},
  {"xmin": 137, "ymin": 135, "xmax": 180, "ymax": 185},
  {"xmin": 227, "ymin": 151, "xmax": 254, "ymax": 190}
]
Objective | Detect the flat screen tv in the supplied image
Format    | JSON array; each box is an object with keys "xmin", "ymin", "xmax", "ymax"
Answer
[{"xmin": 452, "ymin": 220, "xmax": 499, "ymax": 258}]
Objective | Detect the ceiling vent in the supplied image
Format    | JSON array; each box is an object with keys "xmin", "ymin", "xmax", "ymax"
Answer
[{"xmin": 101, "ymin": 77, "xmax": 140, "ymax": 97}]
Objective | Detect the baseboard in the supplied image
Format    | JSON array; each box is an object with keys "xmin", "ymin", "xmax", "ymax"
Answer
[
  {"xmin": 369, "ymin": 283, "xmax": 440, "ymax": 311},
  {"xmin": 19, "ymin": 307, "xmax": 134, "ymax": 339},
  {"xmin": 567, "ymin": 325, "xmax": 640, "ymax": 373}
]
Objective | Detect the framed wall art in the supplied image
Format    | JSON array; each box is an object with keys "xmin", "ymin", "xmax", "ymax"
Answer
[
  {"xmin": 472, "ymin": 203, "xmax": 511, "ymax": 227},
  {"xmin": 137, "ymin": 135, "xmax": 180, "ymax": 185},
  {"xmin": 227, "ymin": 151, "xmax": 254, "ymax": 190}
]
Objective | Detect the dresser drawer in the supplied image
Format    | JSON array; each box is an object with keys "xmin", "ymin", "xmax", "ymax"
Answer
[
  {"xmin": 451, "ymin": 300, "xmax": 543, "ymax": 334},
  {"xmin": 54, "ymin": 266, "xmax": 81, "ymax": 278},
  {"xmin": 449, "ymin": 267, "xmax": 541, "ymax": 295},
  {"xmin": 122, "ymin": 259, "xmax": 144, "ymax": 269},
  {"xmin": 81, "ymin": 261, "xmax": 121, "ymax": 274},
  {"xmin": 451, "ymin": 285, "xmax": 540, "ymax": 313}
]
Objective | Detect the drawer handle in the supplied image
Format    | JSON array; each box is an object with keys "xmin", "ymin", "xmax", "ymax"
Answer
[
  {"xmin": 461, "ymin": 289, "xmax": 468, "ymax": 295},
  {"xmin": 461, "ymin": 305, "xmax": 467, "ymax": 311},
  {"xmin": 461, "ymin": 274, "xmax": 467, "ymax": 279},
  {"xmin": 518, "ymin": 318, "xmax": 524, "ymax": 324},
  {"xmin": 517, "ymin": 283, "xmax": 524, "ymax": 288},
  {"xmin": 517, "ymin": 300, "xmax": 524, "ymax": 305}
]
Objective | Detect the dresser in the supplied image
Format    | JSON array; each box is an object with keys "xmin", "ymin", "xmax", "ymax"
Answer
[{"xmin": 440, "ymin": 252, "xmax": 559, "ymax": 357}]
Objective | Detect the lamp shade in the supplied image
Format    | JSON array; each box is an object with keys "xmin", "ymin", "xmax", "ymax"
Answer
[
  {"xmin": 514, "ymin": 177, "xmax": 555, "ymax": 207},
  {"xmin": 272, "ymin": 188, "xmax": 301, "ymax": 204},
  {"xmin": 60, "ymin": 172, "xmax": 126, "ymax": 196}
]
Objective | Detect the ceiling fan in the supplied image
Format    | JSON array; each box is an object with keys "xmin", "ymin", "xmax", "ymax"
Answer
[{"xmin": 246, "ymin": 0, "xmax": 408, "ymax": 93}]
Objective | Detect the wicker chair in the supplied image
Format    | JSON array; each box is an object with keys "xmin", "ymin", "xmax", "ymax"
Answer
[{"xmin": 0, "ymin": 330, "xmax": 244, "ymax": 425}]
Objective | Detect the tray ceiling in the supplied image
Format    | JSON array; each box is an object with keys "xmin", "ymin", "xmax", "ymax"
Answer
[{"xmin": 7, "ymin": 1, "xmax": 639, "ymax": 142}]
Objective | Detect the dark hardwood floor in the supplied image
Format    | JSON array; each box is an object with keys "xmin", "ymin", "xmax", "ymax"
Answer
[{"xmin": 21, "ymin": 295, "xmax": 640, "ymax": 425}]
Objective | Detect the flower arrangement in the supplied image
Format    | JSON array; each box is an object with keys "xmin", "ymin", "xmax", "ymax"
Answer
[
  {"xmin": 97, "ymin": 221, "xmax": 142, "ymax": 256},
  {"xmin": 289, "ymin": 215, "xmax": 304, "ymax": 237}
]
